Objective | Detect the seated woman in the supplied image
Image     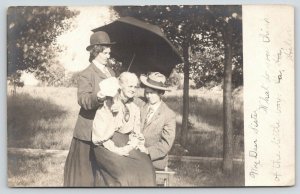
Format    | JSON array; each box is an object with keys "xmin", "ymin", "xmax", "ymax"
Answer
[{"xmin": 92, "ymin": 72, "xmax": 156, "ymax": 187}]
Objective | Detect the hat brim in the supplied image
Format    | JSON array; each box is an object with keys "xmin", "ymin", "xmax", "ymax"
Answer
[
  {"xmin": 86, "ymin": 42, "xmax": 116, "ymax": 51},
  {"xmin": 140, "ymin": 75, "xmax": 172, "ymax": 91}
]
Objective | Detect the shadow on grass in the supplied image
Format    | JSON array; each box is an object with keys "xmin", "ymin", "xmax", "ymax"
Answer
[
  {"xmin": 169, "ymin": 159, "xmax": 245, "ymax": 186},
  {"xmin": 164, "ymin": 96, "xmax": 244, "ymax": 135},
  {"xmin": 172, "ymin": 121, "xmax": 244, "ymax": 158},
  {"xmin": 7, "ymin": 93, "xmax": 68, "ymax": 148}
]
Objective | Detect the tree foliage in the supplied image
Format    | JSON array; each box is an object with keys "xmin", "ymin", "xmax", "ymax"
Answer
[
  {"xmin": 35, "ymin": 61, "xmax": 67, "ymax": 86},
  {"xmin": 113, "ymin": 5, "xmax": 242, "ymax": 88},
  {"xmin": 7, "ymin": 6, "xmax": 78, "ymax": 84}
]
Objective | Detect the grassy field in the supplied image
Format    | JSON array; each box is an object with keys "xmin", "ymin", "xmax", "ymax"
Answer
[
  {"xmin": 7, "ymin": 152, "xmax": 244, "ymax": 187},
  {"xmin": 7, "ymin": 86, "xmax": 244, "ymax": 187}
]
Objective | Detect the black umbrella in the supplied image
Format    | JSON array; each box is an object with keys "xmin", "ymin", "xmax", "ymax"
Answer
[{"xmin": 92, "ymin": 16, "xmax": 182, "ymax": 77}]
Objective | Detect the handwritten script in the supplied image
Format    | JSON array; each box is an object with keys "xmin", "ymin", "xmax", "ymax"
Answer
[{"xmin": 247, "ymin": 16, "xmax": 293, "ymax": 183}]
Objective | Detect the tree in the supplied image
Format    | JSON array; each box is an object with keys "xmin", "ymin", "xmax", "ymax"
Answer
[
  {"xmin": 113, "ymin": 5, "xmax": 242, "ymax": 174},
  {"xmin": 7, "ymin": 71, "xmax": 24, "ymax": 95},
  {"xmin": 64, "ymin": 71, "xmax": 81, "ymax": 87},
  {"xmin": 7, "ymin": 6, "xmax": 78, "ymax": 87},
  {"xmin": 35, "ymin": 60, "xmax": 66, "ymax": 86}
]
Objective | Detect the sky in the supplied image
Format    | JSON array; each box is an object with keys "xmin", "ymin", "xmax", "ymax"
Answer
[{"xmin": 57, "ymin": 6, "xmax": 117, "ymax": 72}]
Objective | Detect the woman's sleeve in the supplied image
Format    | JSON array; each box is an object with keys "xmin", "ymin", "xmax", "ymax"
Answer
[
  {"xmin": 92, "ymin": 101, "xmax": 115, "ymax": 145},
  {"xmin": 77, "ymin": 72, "xmax": 102, "ymax": 110}
]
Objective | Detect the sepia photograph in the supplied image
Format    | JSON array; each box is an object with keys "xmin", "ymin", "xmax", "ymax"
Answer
[{"xmin": 7, "ymin": 5, "xmax": 248, "ymax": 187}]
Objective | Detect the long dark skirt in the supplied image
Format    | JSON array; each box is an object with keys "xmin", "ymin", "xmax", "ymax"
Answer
[
  {"xmin": 63, "ymin": 138, "xmax": 101, "ymax": 187},
  {"xmin": 94, "ymin": 132, "xmax": 156, "ymax": 187}
]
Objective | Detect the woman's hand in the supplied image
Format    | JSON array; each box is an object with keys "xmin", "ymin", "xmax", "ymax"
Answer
[
  {"xmin": 127, "ymin": 136, "xmax": 139, "ymax": 148},
  {"xmin": 103, "ymin": 140, "xmax": 133, "ymax": 156},
  {"xmin": 111, "ymin": 102, "xmax": 121, "ymax": 113},
  {"xmin": 113, "ymin": 145, "xmax": 133, "ymax": 156},
  {"xmin": 137, "ymin": 145, "xmax": 149, "ymax": 155}
]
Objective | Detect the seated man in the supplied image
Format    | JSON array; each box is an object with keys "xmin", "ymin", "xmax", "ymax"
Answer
[{"xmin": 140, "ymin": 72, "xmax": 176, "ymax": 170}]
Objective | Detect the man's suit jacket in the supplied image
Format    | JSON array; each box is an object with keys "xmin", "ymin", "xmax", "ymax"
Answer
[
  {"xmin": 141, "ymin": 101, "xmax": 176, "ymax": 170},
  {"xmin": 73, "ymin": 63, "xmax": 115, "ymax": 141}
]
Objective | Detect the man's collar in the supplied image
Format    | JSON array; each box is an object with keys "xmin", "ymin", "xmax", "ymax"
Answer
[
  {"xmin": 148, "ymin": 100, "xmax": 162, "ymax": 110},
  {"xmin": 123, "ymin": 98, "xmax": 134, "ymax": 104}
]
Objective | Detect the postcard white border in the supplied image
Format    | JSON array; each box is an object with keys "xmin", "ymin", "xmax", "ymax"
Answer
[{"xmin": 243, "ymin": 5, "xmax": 295, "ymax": 186}]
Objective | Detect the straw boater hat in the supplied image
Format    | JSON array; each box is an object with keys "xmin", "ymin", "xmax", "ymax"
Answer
[
  {"xmin": 86, "ymin": 31, "xmax": 115, "ymax": 51},
  {"xmin": 140, "ymin": 72, "xmax": 171, "ymax": 91}
]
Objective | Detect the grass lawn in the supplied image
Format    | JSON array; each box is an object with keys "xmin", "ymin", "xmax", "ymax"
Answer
[
  {"xmin": 8, "ymin": 152, "xmax": 65, "ymax": 187},
  {"xmin": 8, "ymin": 152, "xmax": 244, "ymax": 187}
]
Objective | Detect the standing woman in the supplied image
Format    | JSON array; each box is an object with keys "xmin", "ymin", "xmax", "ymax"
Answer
[
  {"xmin": 140, "ymin": 72, "xmax": 176, "ymax": 170},
  {"xmin": 64, "ymin": 31, "xmax": 115, "ymax": 187}
]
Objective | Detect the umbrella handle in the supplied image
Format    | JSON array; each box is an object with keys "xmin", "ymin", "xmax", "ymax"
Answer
[{"xmin": 127, "ymin": 53, "xmax": 136, "ymax": 72}]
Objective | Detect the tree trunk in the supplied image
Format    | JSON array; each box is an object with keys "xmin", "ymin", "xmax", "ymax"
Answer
[
  {"xmin": 13, "ymin": 81, "xmax": 17, "ymax": 95},
  {"xmin": 180, "ymin": 42, "xmax": 190, "ymax": 147},
  {"xmin": 222, "ymin": 20, "xmax": 234, "ymax": 175}
]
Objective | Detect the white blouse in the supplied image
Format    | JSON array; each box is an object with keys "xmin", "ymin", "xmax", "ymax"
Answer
[{"xmin": 92, "ymin": 95, "xmax": 143, "ymax": 145}]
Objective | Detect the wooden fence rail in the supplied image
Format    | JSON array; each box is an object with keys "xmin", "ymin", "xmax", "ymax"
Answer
[{"xmin": 7, "ymin": 147, "xmax": 244, "ymax": 164}]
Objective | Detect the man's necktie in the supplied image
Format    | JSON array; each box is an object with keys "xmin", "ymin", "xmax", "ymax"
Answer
[{"xmin": 144, "ymin": 107, "xmax": 154, "ymax": 126}]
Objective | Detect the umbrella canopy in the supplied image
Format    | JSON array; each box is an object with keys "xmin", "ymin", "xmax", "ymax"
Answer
[{"xmin": 92, "ymin": 16, "xmax": 183, "ymax": 77}]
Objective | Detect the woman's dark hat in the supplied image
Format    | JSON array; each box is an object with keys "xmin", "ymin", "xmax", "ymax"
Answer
[
  {"xmin": 140, "ymin": 72, "xmax": 171, "ymax": 91},
  {"xmin": 86, "ymin": 31, "xmax": 115, "ymax": 51}
]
